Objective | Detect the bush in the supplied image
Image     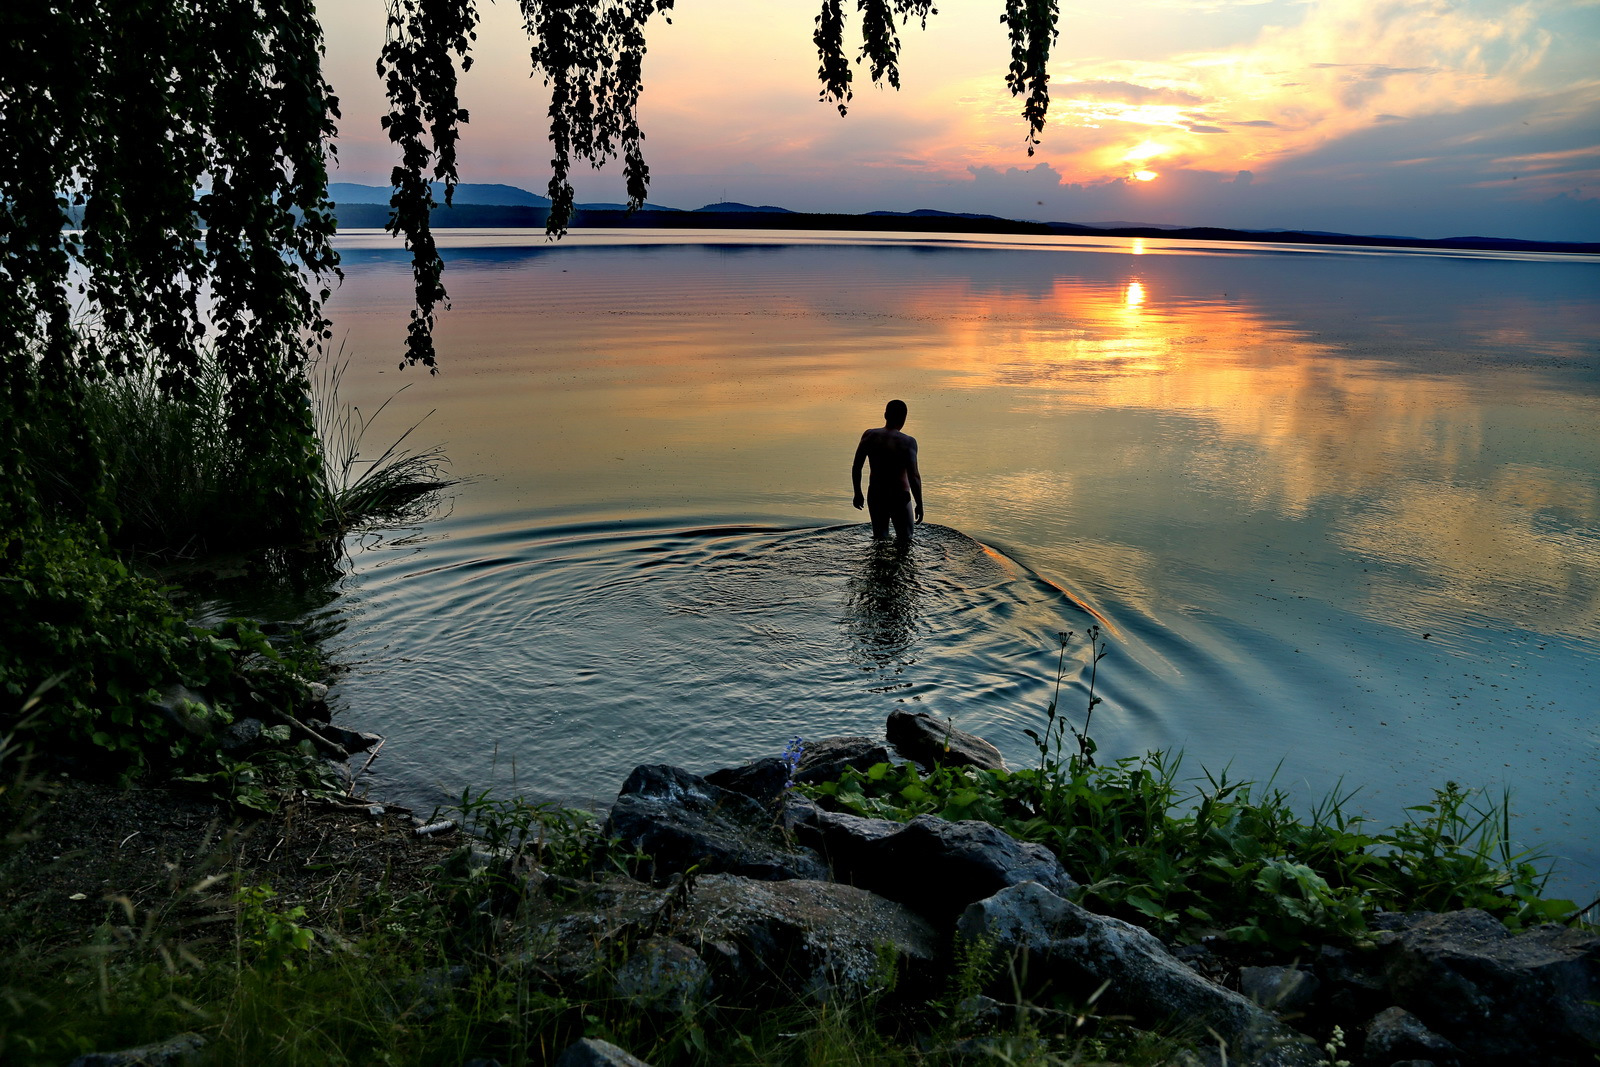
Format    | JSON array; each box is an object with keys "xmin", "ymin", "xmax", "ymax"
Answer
[{"xmin": 0, "ymin": 523, "xmax": 320, "ymax": 775}]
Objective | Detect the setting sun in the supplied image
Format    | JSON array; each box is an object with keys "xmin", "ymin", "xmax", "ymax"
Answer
[
  {"xmin": 1133, "ymin": 170, "xmax": 1158, "ymax": 182},
  {"xmin": 1121, "ymin": 141, "xmax": 1169, "ymax": 164}
]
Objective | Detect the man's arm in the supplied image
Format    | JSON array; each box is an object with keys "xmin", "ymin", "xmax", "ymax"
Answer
[
  {"xmin": 851, "ymin": 431, "xmax": 869, "ymax": 510},
  {"xmin": 907, "ymin": 437, "xmax": 923, "ymax": 522}
]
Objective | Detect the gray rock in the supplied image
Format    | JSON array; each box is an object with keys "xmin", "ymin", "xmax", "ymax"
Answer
[
  {"xmin": 1362, "ymin": 1006, "xmax": 1459, "ymax": 1066},
  {"xmin": 553, "ymin": 1037, "xmax": 654, "ymax": 1067},
  {"xmin": 527, "ymin": 873, "xmax": 939, "ymax": 1007},
  {"xmin": 217, "ymin": 716, "xmax": 264, "ymax": 752},
  {"xmin": 604, "ymin": 764, "xmax": 827, "ymax": 882},
  {"xmin": 793, "ymin": 735, "xmax": 893, "ymax": 783},
  {"xmin": 1239, "ymin": 965, "xmax": 1320, "ymax": 1012},
  {"xmin": 306, "ymin": 718, "xmax": 382, "ymax": 754},
  {"xmin": 958, "ymin": 882, "xmax": 1320, "ymax": 1067},
  {"xmin": 613, "ymin": 936, "xmax": 710, "ymax": 1014},
  {"xmin": 887, "ymin": 710, "xmax": 1006, "ymax": 771},
  {"xmin": 147, "ymin": 685, "xmax": 218, "ymax": 739},
  {"xmin": 789, "ymin": 799, "xmax": 1076, "ymax": 919},
  {"xmin": 1380, "ymin": 909, "xmax": 1599, "ymax": 1063},
  {"xmin": 705, "ymin": 756, "xmax": 790, "ymax": 807},
  {"xmin": 67, "ymin": 1033, "xmax": 205, "ymax": 1066},
  {"xmin": 686, "ymin": 873, "xmax": 942, "ymax": 1003}
]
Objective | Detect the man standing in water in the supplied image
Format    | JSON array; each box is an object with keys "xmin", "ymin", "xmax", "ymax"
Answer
[{"xmin": 852, "ymin": 399, "xmax": 924, "ymax": 542}]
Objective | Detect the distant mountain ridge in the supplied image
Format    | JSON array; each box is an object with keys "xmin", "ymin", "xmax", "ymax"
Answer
[{"xmin": 320, "ymin": 181, "xmax": 1598, "ymax": 255}]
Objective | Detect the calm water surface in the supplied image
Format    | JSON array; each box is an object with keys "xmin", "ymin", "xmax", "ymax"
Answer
[{"xmin": 268, "ymin": 230, "xmax": 1600, "ymax": 895}]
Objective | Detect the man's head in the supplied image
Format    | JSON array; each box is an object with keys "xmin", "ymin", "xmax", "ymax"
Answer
[{"xmin": 884, "ymin": 399, "xmax": 908, "ymax": 429}]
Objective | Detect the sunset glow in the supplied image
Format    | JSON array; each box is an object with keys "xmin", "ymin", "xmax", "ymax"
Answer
[{"xmin": 317, "ymin": 0, "xmax": 1600, "ymax": 239}]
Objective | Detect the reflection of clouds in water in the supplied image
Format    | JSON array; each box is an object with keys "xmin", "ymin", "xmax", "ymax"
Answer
[{"xmin": 1335, "ymin": 466, "xmax": 1600, "ymax": 636}]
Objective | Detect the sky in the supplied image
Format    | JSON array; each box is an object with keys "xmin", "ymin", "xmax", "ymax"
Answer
[{"xmin": 318, "ymin": 0, "xmax": 1600, "ymax": 241}]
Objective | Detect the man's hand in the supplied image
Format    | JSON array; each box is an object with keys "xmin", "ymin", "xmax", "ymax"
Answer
[
  {"xmin": 853, "ymin": 491, "xmax": 864, "ymax": 510},
  {"xmin": 915, "ymin": 503, "xmax": 924, "ymax": 523}
]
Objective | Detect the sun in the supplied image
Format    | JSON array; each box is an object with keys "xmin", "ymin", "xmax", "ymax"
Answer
[
  {"xmin": 1133, "ymin": 170, "xmax": 1159, "ymax": 182},
  {"xmin": 1121, "ymin": 141, "xmax": 1168, "ymax": 164}
]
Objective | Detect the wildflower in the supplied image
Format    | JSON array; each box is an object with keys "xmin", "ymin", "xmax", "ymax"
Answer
[{"xmin": 780, "ymin": 736, "xmax": 804, "ymax": 789}]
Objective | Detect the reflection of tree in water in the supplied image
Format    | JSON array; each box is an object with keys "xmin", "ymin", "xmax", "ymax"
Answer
[{"xmin": 841, "ymin": 541, "xmax": 923, "ymax": 685}]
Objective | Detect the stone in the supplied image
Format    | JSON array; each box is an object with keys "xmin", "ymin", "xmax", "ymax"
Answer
[
  {"xmin": 612, "ymin": 936, "xmax": 710, "ymax": 1014},
  {"xmin": 1239, "ymin": 965, "xmax": 1320, "ymax": 1012},
  {"xmin": 886, "ymin": 710, "xmax": 1006, "ymax": 771},
  {"xmin": 67, "ymin": 1032, "xmax": 206, "ymax": 1066},
  {"xmin": 527, "ymin": 873, "xmax": 939, "ymax": 1007},
  {"xmin": 217, "ymin": 716, "xmax": 264, "ymax": 752},
  {"xmin": 306, "ymin": 718, "xmax": 382, "ymax": 754},
  {"xmin": 705, "ymin": 756, "xmax": 790, "ymax": 807},
  {"xmin": 1362, "ymin": 1006, "xmax": 1459, "ymax": 1066},
  {"xmin": 789, "ymin": 798, "xmax": 1076, "ymax": 919},
  {"xmin": 684, "ymin": 873, "xmax": 942, "ymax": 1004},
  {"xmin": 553, "ymin": 1037, "xmax": 654, "ymax": 1067},
  {"xmin": 1379, "ymin": 909, "xmax": 1600, "ymax": 1063},
  {"xmin": 793, "ymin": 735, "xmax": 893, "ymax": 784},
  {"xmin": 147, "ymin": 685, "xmax": 218, "ymax": 739},
  {"xmin": 603, "ymin": 764, "xmax": 827, "ymax": 882},
  {"xmin": 958, "ymin": 882, "xmax": 1320, "ymax": 1067}
]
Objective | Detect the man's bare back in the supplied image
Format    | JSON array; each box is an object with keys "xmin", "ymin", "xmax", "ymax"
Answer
[{"xmin": 852, "ymin": 400, "xmax": 924, "ymax": 542}]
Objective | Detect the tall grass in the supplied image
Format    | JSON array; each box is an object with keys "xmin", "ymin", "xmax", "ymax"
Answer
[
  {"xmin": 312, "ymin": 356, "xmax": 454, "ymax": 534},
  {"xmin": 18, "ymin": 345, "xmax": 453, "ymax": 561}
]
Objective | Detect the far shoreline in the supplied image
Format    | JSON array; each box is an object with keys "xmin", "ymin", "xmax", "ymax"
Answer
[{"xmin": 325, "ymin": 201, "xmax": 1600, "ymax": 257}]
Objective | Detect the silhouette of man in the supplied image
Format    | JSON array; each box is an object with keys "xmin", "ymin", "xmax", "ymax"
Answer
[{"xmin": 852, "ymin": 399, "xmax": 923, "ymax": 542}]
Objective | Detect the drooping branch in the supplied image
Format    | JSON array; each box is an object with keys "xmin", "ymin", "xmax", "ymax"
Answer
[
  {"xmin": 377, "ymin": 0, "xmax": 480, "ymax": 370},
  {"xmin": 1001, "ymin": 0, "xmax": 1058, "ymax": 154}
]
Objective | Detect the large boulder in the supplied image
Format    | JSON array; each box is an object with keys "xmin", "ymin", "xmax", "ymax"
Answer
[
  {"xmin": 526, "ymin": 873, "xmax": 940, "ymax": 1007},
  {"xmin": 705, "ymin": 756, "xmax": 790, "ymax": 807},
  {"xmin": 603, "ymin": 764, "xmax": 827, "ymax": 882},
  {"xmin": 1361, "ymin": 1006, "xmax": 1460, "ymax": 1066},
  {"xmin": 794, "ymin": 735, "xmax": 893, "ymax": 784},
  {"xmin": 1378, "ymin": 909, "xmax": 1600, "ymax": 1064},
  {"xmin": 789, "ymin": 797, "xmax": 1076, "ymax": 919},
  {"xmin": 886, "ymin": 710, "xmax": 1006, "ymax": 771},
  {"xmin": 553, "ymin": 1038, "xmax": 654, "ymax": 1067},
  {"xmin": 958, "ymin": 882, "xmax": 1320, "ymax": 1067}
]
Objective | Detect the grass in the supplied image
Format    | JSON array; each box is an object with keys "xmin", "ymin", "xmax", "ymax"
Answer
[
  {"xmin": 803, "ymin": 630, "xmax": 1587, "ymax": 949},
  {"xmin": 17, "ymin": 341, "xmax": 453, "ymax": 563},
  {"xmin": 0, "ymin": 782, "xmax": 1173, "ymax": 1067}
]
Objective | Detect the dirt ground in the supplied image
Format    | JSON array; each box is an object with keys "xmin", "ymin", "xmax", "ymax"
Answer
[{"xmin": 0, "ymin": 777, "xmax": 457, "ymax": 955}]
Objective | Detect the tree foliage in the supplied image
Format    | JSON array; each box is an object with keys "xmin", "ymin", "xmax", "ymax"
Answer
[{"xmin": 1, "ymin": 0, "xmax": 341, "ymax": 538}]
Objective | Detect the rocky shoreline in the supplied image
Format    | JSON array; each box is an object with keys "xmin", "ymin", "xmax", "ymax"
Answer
[{"xmin": 39, "ymin": 710, "xmax": 1600, "ymax": 1067}]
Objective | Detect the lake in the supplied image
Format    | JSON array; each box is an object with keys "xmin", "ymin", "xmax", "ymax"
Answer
[{"xmin": 251, "ymin": 229, "xmax": 1600, "ymax": 897}]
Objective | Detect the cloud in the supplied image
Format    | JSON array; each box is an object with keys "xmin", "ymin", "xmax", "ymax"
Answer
[{"xmin": 1058, "ymin": 79, "xmax": 1204, "ymax": 105}]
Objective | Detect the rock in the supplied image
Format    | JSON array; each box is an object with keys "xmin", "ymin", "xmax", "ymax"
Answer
[
  {"xmin": 604, "ymin": 764, "xmax": 827, "ymax": 882},
  {"xmin": 958, "ymin": 882, "xmax": 1320, "ymax": 1067},
  {"xmin": 527, "ymin": 873, "xmax": 939, "ymax": 1007},
  {"xmin": 685, "ymin": 873, "xmax": 942, "ymax": 1003},
  {"xmin": 886, "ymin": 710, "xmax": 1006, "ymax": 771},
  {"xmin": 305, "ymin": 680, "xmax": 330, "ymax": 703},
  {"xmin": 147, "ymin": 685, "xmax": 218, "ymax": 740},
  {"xmin": 553, "ymin": 1037, "xmax": 654, "ymax": 1067},
  {"xmin": 793, "ymin": 735, "xmax": 893, "ymax": 783},
  {"xmin": 1362, "ymin": 1006, "xmax": 1459, "ymax": 1066},
  {"xmin": 612, "ymin": 936, "xmax": 710, "ymax": 1014},
  {"xmin": 1239, "ymin": 965, "xmax": 1320, "ymax": 1013},
  {"xmin": 789, "ymin": 799, "xmax": 1076, "ymax": 919},
  {"xmin": 306, "ymin": 718, "xmax": 382, "ymax": 754},
  {"xmin": 217, "ymin": 716, "xmax": 264, "ymax": 752},
  {"xmin": 67, "ymin": 1032, "xmax": 206, "ymax": 1066},
  {"xmin": 1380, "ymin": 909, "xmax": 1600, "ymax": 1063},
  {"xmin": 705, "ymin": 756, "xmax": 790, "ymax": 807}
]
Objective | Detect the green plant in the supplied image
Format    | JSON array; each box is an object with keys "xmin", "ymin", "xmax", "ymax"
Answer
[{"xmin": 235, "ymin": 884, "xmax": 315, "ymax": 971}]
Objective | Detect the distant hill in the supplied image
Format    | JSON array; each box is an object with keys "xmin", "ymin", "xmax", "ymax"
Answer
[
  {"xmin": 692, "ymin": 201, "xmax": 793, "ymax": 213},
  {"xmin": 317, "ymin": 182, "xmax": 1599, "ymax": 256}
]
